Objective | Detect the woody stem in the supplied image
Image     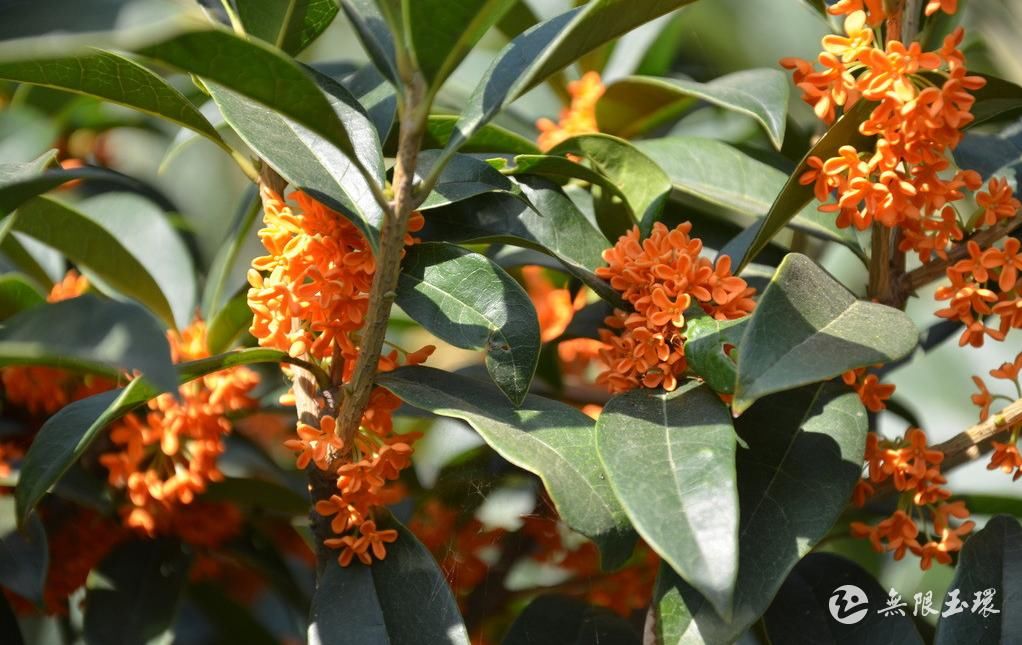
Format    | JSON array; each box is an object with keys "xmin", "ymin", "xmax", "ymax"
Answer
[
  {"xmin": 934, "ymin": 397, "xmax": 1022, "ymax": 472},
  {"xmin": 334, "ymin": 72, "xmax": 428, "ymax": 449}
]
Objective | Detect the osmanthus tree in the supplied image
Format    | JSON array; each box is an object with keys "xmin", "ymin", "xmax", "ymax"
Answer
[{"xmin": 0, "ymin": 0, "xmax": 1021, "ymax": 642}]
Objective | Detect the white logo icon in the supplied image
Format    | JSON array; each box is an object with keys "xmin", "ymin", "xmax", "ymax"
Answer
[{"xmin": 829, "ymin": 584, "xmax": 869, "ymax": 625}]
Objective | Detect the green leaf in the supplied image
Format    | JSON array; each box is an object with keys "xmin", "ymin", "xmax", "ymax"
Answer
[
  {"xmin": 206, "ymin": 290, "xmax": 253, "ymax": 354},
  {"xmin": 201, "ymin": 477, "xmax": 307, "ymax": 516},
  {"xmin": 11, "ymin": 196, "xmax": 177, "ymax": 327},
  {"xmin": 421, "ymin": 115, "xmax": 539, "ymax": 155},
  {"xmin": 0, "ymin": 295, "xmax": 176, "ymax": 391},
  {"xmin": 0, "ymin": 274, "xmax": 45, "ymax": 320},
  {"xmin": 84, "ymin": 539, "xmax": 191, "ymax": 645},
  {"xmin": 189, "ymin": 583, "xmax": 279, "ymax": 645},
  {"xmin": 934, "ymin": 515, "xmax": 1022, "ymax": 644},
  {"xmin": 136, "ymin": 27, "xmax": 368, "ymax": 170},
  {"xmin": 235, "ymin": 0, "xmax": 340, "ymax": 55},
  {"xmin": 418, "ymin": 177, "xmax": 620, "ymax": 306},
  {"xmin": 763, "ymin": 552, "xmax": 923, "ymax": 644},
  {"xmin": 417, "ymin": 150, "xmax": 514, "ymax": 211},
  {"xmin": 14, "ymin": 347, "xmax": 301, "ymax": 522},
  {"xmin": 650, "ymin": 383, "xmax": 867, "ymax": 643},
  {"xmin": 549, "ymin": 134, "xmax": 671, "ymax": 238},
  {"xmin": 77, "ymin": 192, "xmax": 196, "ymax": 330},
  {"xmin": 733, "ymin": 254, "xmax": 918, "ymax": 414},
  {"xmin": 378, "ymin": 366, "xmax": 635, "ymax": 569},
  {"xmin": 684, "ymin": 314, "xmax": 747, "ymax": 395},
  {"xmin": 343, "ymin": 63, "xmax": 397, "ymax": 143},
  {"xmin": 597, "ymin": 70, "xmax": 790, "ymax": 148},
  {"xmin": 0, "ymin": 497, "xmax": 48, "ymax": 604},
  {"xmin": 442, "ymin": 0, "xmax": 701, "ymax": 158},
  {"xmin": 0, "ymin": 592, "xmax": 24, "ymax": 645},
  {"xmin": 965, "ymin": 73, "xmax": 1022, "ymax": 128},
  {"xmin": 0, "ymin": 109, "xmax": 58, "ymax": 165},
  {"xmin": 209, "ymin": 67, "xmax": 385, "ymax": 246},
  {"xmin": 339, "ymin": 0, "xmax": 400, "ymax": 88},
  {"xmin": 596, "ymin": 383, "xmax": 738, "ymax": 619},
  {"xmin": 201, "ymin": 190, "xmax": 260, "ymax": 320},
  {"xmin": 395, "ymin": 242, "xmax": 540, "ymax": 405},
  {"xmin": 406, "ymin": 0, "xmax": 516, "ymax": 93},
  {"xmin": 310, "ymin": 512, "xmax": 469, "ymax": 645},
  {"xmin": 635, "ymin": 137, "xmax": 857, "ymax": 250},
  {"xmin": 731, "ymin": 99, "xmax": 875, "ymax": 271},
  {"xmin": 0, "ymin": 49, "xmax": 223, "ymax": 145},
  {"xmin": 502, "ymin": 595, "xmax": 640, "ymax": 645}
]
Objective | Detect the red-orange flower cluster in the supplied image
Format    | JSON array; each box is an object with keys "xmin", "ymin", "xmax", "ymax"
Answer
[
  {"xmin": 936, "ymin": 236, "xmax": 1022, "ymax": 347},
  {"xmin": 971, "ymin": 350, "xmax": 1022, "ymax": 480},
  {"xmin": 851, "ymin": 429, "xmax": 973, "ymax": 569},
  {"xmin": 842, "ymin": 366, "xmax": 896, "ymax": 412},
  {"xmin": 536, "ymin": 71, "xmax": 604, "ymax": 152},
  {"xmin": 100, "ymin": 320, "xmax": 259, "ymax": 536},
  {"xmin": 593, "ymin": 223, "xmax": 755, "ymax": 392}
]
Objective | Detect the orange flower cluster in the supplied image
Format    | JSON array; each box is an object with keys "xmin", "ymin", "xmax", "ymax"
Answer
[
  {"xmin": 100, "ymin": 320, "xmax": 259, "ymax": 536},
  {"xmin": 972, "ymin": 351, "xmax": 1022, "ymax": 480},
  {"xmin": 851, "ymin": 429, "xmax": 973, "ymax": 569},
  {"xmin": 827, "ymin": 0, "xmax": 957, "ymax": 26},
  {"xmin": 409, "ymin": 500, "xmax": 505, "ymax": 600},
  {"xmin": 593, "ymin": 223, "xmax": 755, "ymax": 392},
  {"xmin": 1, "ymin": 271, "xmax": 112, "ymax": 418},
  {"xmin": 521, "ymin": 514, "xmax": 659, "ymax": 616},
  {"xmin": 936, "ymin": 236, "xmax": 1022, "ymax": 347},
  {"xmin": 536, "ymin": 71, "xmax": 604, "ymax": 151},
  {"xmin": 521, "ymin": 266, "xmax": 587, "ymax": 343},
  {"xmin": 247, "ymin": 188, "xmax": 423, "ymax": 365},
  {"xmin": 842, "ymin": 366, "xmax": 896, "ymax": 412}
]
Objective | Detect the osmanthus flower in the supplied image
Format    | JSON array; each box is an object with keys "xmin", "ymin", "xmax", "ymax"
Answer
[
  {"xmin": 971, "ymin": 350, "xmax": 1022, "ymax": 480},
  {"xmin": 851, "ymin": 428, "xmax": 973, "ymax": 569},
  {"xmin": 521, "ymin": 265, "xmax": 587, "ymax": 342},
  {"xmin": 536, "ymin": 71, "xmax": 604, "ymax": 152},
  {"xmin": 100, "ymin": 319, "xmax": 259, "ymax": 536},
  {"xmin": 592, "ymin": 222, "xmax": 755, "ymax": 393},
  {"xmin": 842, "ymin": 367, "xmax": 896, "ymax": 412}
]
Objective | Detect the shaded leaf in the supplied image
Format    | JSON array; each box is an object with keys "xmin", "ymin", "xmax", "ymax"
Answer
[
  {"xmin": 763, "ymin": 552, "xmax": 923, "ymax": 645},
  {"xmin": 206, "ymin": 290, "xmax": 253, "ymax": 354},
  {"xmin": 730, "ymin": 100, "xmax": 875, "ymax": 271},
  {"xmin": 934, "ymin": 515, "xmax": 1022, "ymax": 645},
  {"xmin": 0, "ymin": 497, "xmax": 48, "ymax": 604},
  {"xmin": 734, "ymin": 254, "xmax": 918, "ymax": 415},
  {"xmin": 598, "ymin": 69, "xmax": 790, "ymax": 148},
  {"xmin": 378, "ymin": 366, "xmax": 635, "ymax": 569},
  {"xmin": 201, "ymin": 477, "xmax": 307, "ymax": 516},
  {"xmin": 0, "ymin": 49, "xmax": 223, "ymax": 144},
  {"xmin": 684, "ymin": 314, "xmax": 747, "ymax": 395},
  {"xmin": 0, "ymin": 274, "xmax": 45, "ymax": 320},
  {"xmin": 650, "ymin": 383, "xmax": 867, "ymax": 643},
  {"xmin": 189, "ymin": 583, "xmax": 279, "ymax": 645},
  {"xmin": 967, "ymin": 73, "xmax": 1022, "ymax": 128},
  {"xmin": 422, "ymin": 115, "xmax": 539, "ymax": 155},
  {"xmin": 597, "ymin": 383, "xmax": 738, "ymax": 619},
  {"xmin": 84, "ymin": 539, "xmax": 191, "ymax": 645},
  {"xmin": 417, "ymin": 150, "xmax": 514, "ymax": 211},
  {"xmin": 309, "ymin": 512, "xmax": 469, "ymax": 645},
  {"xmin": 339, "ymin": 0, "xmax": 399, "ymax": 87},
  {"xmin": 0, "ymin": 592, "xmax": 23, "ymax": 645},
  {"xmin": 11, "ymin": 196, "xmax": 176, "ymax": 327},
  {"xmin": 503, "ymin": 595, "xmax": 640, "ymax": 645},
  {"xmin": 395, "ymin": 243, "xmax": 540, "ymax": 405},
  {"xmin": 235, "ymin": 0, "xmax": 339, "ymax": 55}
]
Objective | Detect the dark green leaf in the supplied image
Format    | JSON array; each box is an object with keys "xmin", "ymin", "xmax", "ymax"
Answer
[
  {"xmin": 764, "ymin": 552, "xmax": 923, "ymax": 645},
  {"xmin": 417, "ymin": 150, "xmax": 514, "ymax": 210},
  {"xmin": 0, "ymin": 295, "xmax": 176, "ymax": 391},
  {"xmin": 549, "ymin": 134, "xmax": 671, "ymax": 239},
  {"xmin": 201, "ymin": 476, "xmax": 307, "ymax": 516},
  {"xmin": 209, "ymin": 68, "xmax": 385, "ymax": 246},
  {"xmin": 0, "ymin": 497, "xmax": 48, "ymax": 604},
  {"xmin": 343, "ymin": 63, "xmax": 397, "ymax": 143},
  {"xmin": 11, "ymin": 196, "xmax": 177, "ymax": 327},
  {"xmin": 406, "ymin": 0, "xmax": 516, "ymax": 92},
  {"xmin": 339, "ymin": 0, "xmax": 400, "ymax": 88},
  {"xmin": 0, "ymin": 274, "xmax": 45, "ymax": 320},
  {"xmin": 84, "ymin": 539, "xmax": 191, "ymax": 645},
  {"xmin": 206, "ymin": 290, "xmax": 253, "ymax": 354},
  {"xmin": 966, "ymin": 73, "xmax": 1022, "ymax": 128},
  {"xmin": 0, "ymin": 49, "xmax": 223, "ymax": 144},
  {"xmin": 684, "ymin": 314, "xmax": 747, "ymax": 395},
  {"xmin": 378, "ymin": 366, "xmax": 635, "ymax": 569},
  {"xmin": 442, "ymin": 0, "xmax": 701, "ymax": 157},
  {"xmin": 731, "ymin": 100, "xmax": 875, "ymax": 271},
  {"xmin": 0, "ymin": 592, "xmax": 24, "ymax": 645},
  {"xmin": 502, "ymin": 595, "xmax": 640, "ymax": 645},
  {"xmin": 395, "ymin": 242, "xmax": 540, "ymax": 405},
  {"xmin": 201, "ymin": 189, "xmax": 260, "ymax": 321},
  {"xmin": 235, "ymin": 0, "xmax": 340, "ymax": 55},
  {"xmin": 418, "ymin": 178, "xmax": 619, "ymax": 305},
  {"xmin": 597, "ymin": 70, "xmax": 790, "ymax": 147},
  {"xmin": 734, "ymin": 254, "xmax": 918, "ymax": 414},
  {"xmin": 189, "ymin": 583, "xmax": 279, "ymax": 645},
  {"xmin": 635, "ymin": 137, "xmax": 857, "ymax": 250},
  {"xmin": 422, "ymin": 115, "xmax": 539, "ymax": 155},
  {"xmin": 934, "ymin": 515, "xmax": 1022, "ymax": 644},
  {"xmin": 77, "ymin": 192, "xmax": 196, "ymax": 329},
  {"xmin": 310, "ymin": 512, "xmax": 469, "ymax": 645},
  {"xmin": 597, "ymin": 383, "xmax": 738, "ymax": 619},
  {"xmin": 650, "ymin": 383, "xmax": 867, "ymax": 643}
]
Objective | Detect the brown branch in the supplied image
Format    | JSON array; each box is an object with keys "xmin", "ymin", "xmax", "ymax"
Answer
[
  {"xmin": 334, "ymin": 72, "xmax": 428, "ymax": 449},
  {"xmin": 868, "ymin": 223, "xmax": 895, "ymax": 302}
]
